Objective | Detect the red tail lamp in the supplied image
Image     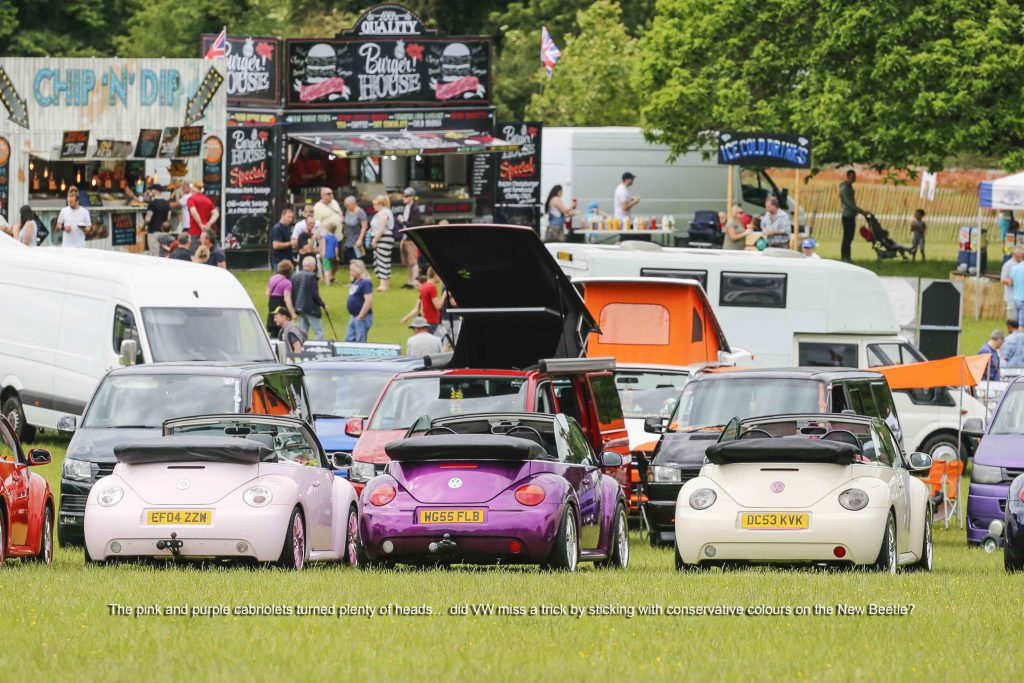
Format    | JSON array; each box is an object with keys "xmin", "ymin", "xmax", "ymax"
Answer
[
  {"xmin": 833, "ymin": 546, "xmax": 847, "ymax": 558},
  {"xmin": 515, "ymin": 484, "xmax": 545, "ymax": 506},
  {"xmin": 369, "ymin": 484, "xmax": 396, "ymax": 506},
  {"xmin": 508, "ymin": 540, "xmax": 522, "ymax": 553}
]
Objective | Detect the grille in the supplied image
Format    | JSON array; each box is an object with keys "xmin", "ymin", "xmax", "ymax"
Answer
[
  {"xmin": 1000, "ymin": 499, "xmax": 1008, "ymax": 514},
  {"xmin": 375, "ymin": 464, "xmax": 388, "ymax": 476},
  {"xmin": 60, "ymin": 494, "xmax": 87, "ymax": 514},
  {"xmin": 96, "ymin": 463, "xmax": 116, "ymax": 478},
  {"xmin": 1006, "ymin": 467, "xmax": 1024, "ymax": 482}
]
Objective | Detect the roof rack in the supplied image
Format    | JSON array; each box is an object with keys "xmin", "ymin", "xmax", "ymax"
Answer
[{"xmin": 536, "ymin": 357, "xmax": 616, "ymax": 374}]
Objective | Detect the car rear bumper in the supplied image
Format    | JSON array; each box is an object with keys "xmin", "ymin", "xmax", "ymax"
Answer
[{"xmin": 967, "ymin": 483, "xmax": 1008, "ymax": 544}]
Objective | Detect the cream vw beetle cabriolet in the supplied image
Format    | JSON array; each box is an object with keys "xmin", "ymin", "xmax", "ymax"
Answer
[{"xmin": 674, "ymin": 414, "xmax": 934, "ymax": 572}]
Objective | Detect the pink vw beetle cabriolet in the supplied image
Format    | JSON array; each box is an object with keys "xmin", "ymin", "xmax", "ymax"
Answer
[{"xmin": 84, "ymin": 414, "xmax": 359, "ymax": 568}]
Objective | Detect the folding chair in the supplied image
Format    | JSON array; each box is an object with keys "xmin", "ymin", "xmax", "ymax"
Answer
[{"xmin": 923, "ymin": 452, "xmax": 963, "ymax": 529}]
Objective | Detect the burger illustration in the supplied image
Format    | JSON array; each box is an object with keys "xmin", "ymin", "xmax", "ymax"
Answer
[
  {"xmin": 295, "ymin": 42, "xmax": 350, "ymax": 102},
  {"xmin": 306, "ymin": 43, "xmax": 337, "ymax": 82},
  {"xmin": 440, "ymin": 43, "xmax": 472, "ymax": 82}
]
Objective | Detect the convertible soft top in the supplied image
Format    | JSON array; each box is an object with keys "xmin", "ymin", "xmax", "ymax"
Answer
[
  {"xmin": 114, "ymin": 436, "xmax": 277, "ymax": 465},
  {"xmin": 705, "ymin": 437, "xmax": 858, "ymax": 466},
  {"xmin": 385, "ymin": 434, "xmax": 547, "ymax": 461}
]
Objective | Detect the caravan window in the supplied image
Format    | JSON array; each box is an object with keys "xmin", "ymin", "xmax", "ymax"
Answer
[
  {"xmin": 641, "ymin": 268, "xmax": 708, "ymax": 291},
  {"xmin": 598, "ymin": 303, "xmax": 669, "ymax": 345},
  {"xmin": 867, "ymin": 343, "xmax": 926, "ymax": 367},
  {"xmin": 798, "ymin": 342, "xmax": 858, "ymax": 367},
  {"xmin": 719, "ymin": 272, "xmax": 787, "ymax": 308}
]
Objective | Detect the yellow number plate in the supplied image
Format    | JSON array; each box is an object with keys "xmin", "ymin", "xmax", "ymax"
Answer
[
  {"xmin": 418, "ymin": 509, "xmax": 485, "ymax": 524},
  {"xmin": 741, "ymin": 512, "xmax": 808, "ymax": 530},
  {"xmin": 146, "ymin": 510, "xmax": 214, "ymax": 525}
]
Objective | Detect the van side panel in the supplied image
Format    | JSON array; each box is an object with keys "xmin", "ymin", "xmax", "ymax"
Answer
[{"xmin": 53, "ymin": 275, "xmax": 117, "ymax": 418}]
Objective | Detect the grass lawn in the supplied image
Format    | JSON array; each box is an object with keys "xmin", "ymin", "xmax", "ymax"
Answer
[{"xmin": 6, "ymin": 439, "xmax": 1014, "ymax": 681}]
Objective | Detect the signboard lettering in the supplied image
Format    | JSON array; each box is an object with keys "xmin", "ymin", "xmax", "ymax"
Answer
[
  {"xmin": 717, "ymin": 131, "xmax": 812, "ymax": 169},
  {"xmin": 110, "ymin": 211, "xmax": 137, "ymax": 246},
  {"xmin": 60, "ymin": 130, "xmax": 89, "ymax": 158},
  {"xmin": 201, "ymin": 35, "xmax": 281, "ymax": 105},
  {"xmin": 176, "ymin": 125, "xmax": 204, "ymax": 157},
  {"xmin": 224, "ymin": 126, "xmax": 274, "ymax": 247}
]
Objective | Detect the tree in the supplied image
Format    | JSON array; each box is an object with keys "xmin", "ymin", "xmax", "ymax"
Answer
[
  {"xmin": 0, "ymin": 0, "xmax": 137, "ymax": 57},
  {"xmin": 525, "ymin": 1, "xmax": 640, "ymax": 126},
  {"xmin": 638, "ymin": 0, "xmax": 1024, "ymax": 172}
]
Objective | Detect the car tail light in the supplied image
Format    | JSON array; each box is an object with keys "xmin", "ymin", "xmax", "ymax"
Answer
[
  {"xmin": 833, "ymin": 546, "xmax": 846, "ymax": 558},
  {"xmin": 508, "ymin": 540, "xmax": 522, "ymax": 553},
  {"xmin": 368, "ymin": 484, "xmax": 396, "ymax": 506},
  {"xmin": 1019, "ymin": 489, "xmax": 1024, "ymax": 503},
  {"xmin": 345, "ymin": 417, "xmax": 364, "ymax": 436},
  {"xmin": 515, "ymin": 484, "xmax": 545, "ymax": 506}
]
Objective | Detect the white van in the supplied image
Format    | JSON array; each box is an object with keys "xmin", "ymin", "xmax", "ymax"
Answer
[
  {"xmin": 548, "ymin": 242, "xmax": 989, "ymax": 458},
  {"xmin": 0, "ymin": 247, "xmax": 273, "ymax": 439}
]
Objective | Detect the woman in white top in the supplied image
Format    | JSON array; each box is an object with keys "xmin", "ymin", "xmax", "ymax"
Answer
[
  {"xmin": 370, "ymin": 195, "xmax": 396, "ymax": 292},
  {"xmin": 15, "ymin": 205, "xmax": 38, "ymax": 246}
]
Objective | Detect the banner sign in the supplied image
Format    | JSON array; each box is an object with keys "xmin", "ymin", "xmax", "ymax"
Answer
[
  {"xmin": 134, "ymin": 129, "xmax": 161, "ymax": 158},
  {"xmin": 717, "ymin": 131, "xmax": 812, "ymax": 169},
  {"xmin": 494, "ymin": 121, "xmax": 541, "ymax": 207},
  {"xmin": 201, "ymin": 34, "xmax": 281, "ymax": 106},
  {"xmin": 60, "ymin": 130, "xmax": 89, "ymax": 158},
  {"xmin": 202, "ymin": 135, "xmax": 223, "ymax": 205},
  {"xmin": 176, "ymin": 125, "xmax": 204, "ymax": 157},
  {"xmin": 224, "ymin": 126, "xmax": 274, "ymax": 247},
  {"xmin": 94, "ymin": 139, "xmax": 133, "ymax": 158},
  {"xmin": 110, "ymin": 211, "xmax": 137, "ymax": 246},
  {"xmin": 0, "ymin": 67, "xmax": 29, "ymax": 129}
]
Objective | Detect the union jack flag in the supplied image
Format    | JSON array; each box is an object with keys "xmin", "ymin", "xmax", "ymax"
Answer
[
  {"xmin": 541, "ymin": 27, "xmax": 561, "ymax": 78},
  {"xmin": 205, "ymin": 27, "xmax": 227, "ymax": 59}
]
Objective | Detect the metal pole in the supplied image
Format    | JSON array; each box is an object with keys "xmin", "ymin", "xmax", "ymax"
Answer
[
  {"xmin": 726, "ymin": 165, "xmax": 734, "ymax": 216},
  {"xmin": 794, "ymin": 168, "xmax": 801, "ymax": 243},
  {"xmin": 959, "ymin": 357, "xmax": 965, "ymax": 529},
  {"xmin": 975, "ymin": 206, "xmax": 983, "ymax": 320}
]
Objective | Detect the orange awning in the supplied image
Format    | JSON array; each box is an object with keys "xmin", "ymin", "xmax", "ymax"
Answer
[{"xmin": 874, "ymin": 354, "xmax": 991, "ymax": 389}]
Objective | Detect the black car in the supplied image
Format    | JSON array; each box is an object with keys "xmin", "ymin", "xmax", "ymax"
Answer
[
  {"xmin": 643, "ymin": 367, "xmax": 902, "ymax": 546},
  {"xmin": 57, "ymin": 362, "xmax": 310, "ymax": 546},
  {"xmin": 1003, "ymin": 474, "xmax": 1024, "ymax": 571}
]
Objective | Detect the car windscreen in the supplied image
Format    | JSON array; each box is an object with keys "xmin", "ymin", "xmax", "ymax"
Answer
[
  {"xmin": 672, "ymin": 378, "xmax": 826, "ymax": 429},
  {"xmin": 166, "ymin": 422, "xmax": 321, "ymax": 466},
  {"xmin": 991, "ymin": 384, "xmax": 1024, "ymax": 434},
  {"xmin": 368, "ymin": 376, "xmax": 529, "ymax": 430},
  {"xmin": 305, "ymin": 370, "xmax": 396, "ymax": 419},
  {"xmin": 141, "ymin": 308, "xmax": 273, "ymax": 362},
  {"xmin": 83, "ymin": 375, "xmax": 241, "ymax": 428},
  {"xmin": 615, "ymin": 370, "xmax": 689, "ymax": 418}
]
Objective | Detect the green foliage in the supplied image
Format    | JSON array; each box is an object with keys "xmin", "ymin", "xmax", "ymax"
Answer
[
  {"xmin": 525, "ymin": 1, "xmax": 641, "ymax": 126},
  {"xmin": 0, "ymin": 0, "xmax": 138, "ymax": 57}
]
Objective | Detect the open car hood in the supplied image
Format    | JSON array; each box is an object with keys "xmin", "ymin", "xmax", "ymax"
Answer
[{"xmin": 404, "ymin": 224, "xmax": 596, "ymax": 369}]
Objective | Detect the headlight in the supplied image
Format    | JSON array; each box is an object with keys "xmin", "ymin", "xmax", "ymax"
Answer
[
  {"xmin": 972, "ymin": 464, "xmax": 1005, "ymax": 485},
  {"xmin": 651, "ymin": 465, "xmax": 682, "ymax": 483},
  {"xmin": 96, "ymin": 486, "xmax": 123, "ymax": 507},
  {"xmin": 688, "ymin": 488, "xmax": 716, "ymax": 510},
  {"xmin": 243, "ymin": 485, "xmax": 273, "ymax": 508},
  {"xmin": 63, "ymin": 459, "xmax": 93, "ymax": 481},
  {"xmin": 838, "ymin": 488, "xmax": 869, "ymax": 511},
  {"xmin": 349, "ymin": 461, "xmax": 377, "ymax": 483}
]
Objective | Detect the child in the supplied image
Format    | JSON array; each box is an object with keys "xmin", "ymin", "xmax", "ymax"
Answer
[
  {"xmin": 321, "ymin": 222, "xmax": 339, "ymax": 285},
  {"xmin": 911, "ymin": 209, "xmax": 927, "ymax": 261}
]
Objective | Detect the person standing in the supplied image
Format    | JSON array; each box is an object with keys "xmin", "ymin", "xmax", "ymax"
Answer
[
  {"xmin": 293, "ymin": 256, "xmax": 327, "ymax": 340},
  {"xmin": 144, "ymin": 187, "xmax": 170, "ymax": 253},
  {"xmin": 170, "ymin": 233, "xmax": 192, "ymax": 260},
  {"xmin": 401, "ymin": 266, "xmax": 444, "ymax": 333},
  {"xmin": 14, "ymin": 205, "xmax": 37, "ymax": 247},
  {"xmin": 294, "ymin": 212, "xmax": 319, "ymax": 268},
  {"xmin": 266, "ymin": 259, "xmax": 296, "ymax": 336},
  {"xmin": 269, "ymin": 207, "xmax": 295, "ymax": 271},
  {"xmin": 188, "ymin": 181, "xmax": 219, "ymax": 243},
  {"xmin": 761, "ymin": 196, "xmax": 792, "ymax": 248},
  {"xmin": 341, "ymin": 195, "xmax": 369, "ymax": 264},
  {"xmin": 838, "ymin": 170, "xmax": 863, "ymax": 262},
  {"xmin": 979, "ymin": 330, "xmax": 1005, "ymax": 381},
  {"xmin": 345, "ymin": 259, "xmax": 373, "ymax": 343},
  {"xmin": 406, "ymin": 316, "xmax": 443, "ymax": 356},
  {"xmin": 397, "ymin": 187, "xmax": 422, "ymax": 288},
  {"xmin": 910, "ymin": 209, "xmax": 927, "ymax": 261},
  {"xmin": 1001, "ymin": 247, "xmax": 1024, "ymax": 320},
  {"xmin": 614, "ymin": 172, "xmax": 639, "ymax": 220},
  {"xmin": 370, "ymin": 194, "xmax": 395, "ymax": 292},
  {"xmin": 543, "ymin": 184, "xmax": 576, "ymax": 242},
  {"xmin": 200, "ymin": 229, "xmax": 227, "ymax": 269},
  {"xmin": 999, "ymin": 211, "xmax": 1015, "ymax": 244},
  {"xmin": 1003, "ymin": 320, "xmax": 1024, "ymax": 369},
  {"xmin": 56, "ymin": 187, "xmax": 90, "ymax": 248},
  {"xmin": 272, "ymin": 307, "xmax": 307, "ymax": 356},
  {"xmin": 321, "ymin": 223, "xmax": 340, "ymax": 286},
  {"xmin": 723, "ymin": 205, "xmax": 750, "ymax": 250},
  {"xmin": 313, "ymin": 187, "xmax": 343, "ymax": 241},
  {"xmin": 176, "ymin": 181, "xmax": 193, "ymax": 240}
]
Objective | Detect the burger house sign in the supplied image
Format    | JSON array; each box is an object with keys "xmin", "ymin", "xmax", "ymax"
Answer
[{"xmin": 286, "ymin": 4, "xmax": 491, "ymax": 108}]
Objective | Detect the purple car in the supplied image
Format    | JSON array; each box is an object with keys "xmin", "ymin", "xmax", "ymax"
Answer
[
  {"xmin": 357, "ymin": 413, "xmax": 629, "ymax": 570},
  {"xmin": 967, "ymin": 378, "xmax": 1024, "ymax": 544}
]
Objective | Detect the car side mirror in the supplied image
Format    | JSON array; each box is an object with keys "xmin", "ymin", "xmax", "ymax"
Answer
[
  {"xmin": 57, "ymin": 415, "xmax": 77, "ymax": 432},
  {"xmin": 27, "ymin": 448, "xmax": 51, "ymax": 466},
  {"xmin": 962, "ymin": 417, "xmax": 985, "ymax": 436},
  {"xmin": 344, "ymin": 417, "xmax": 365, "ymax": 438},
  {"xmin": 908, "ymin": 452, "xmax": 932, "ymax": 472},
  {"xmin": 599, "ymin": 451, "xmax": 623, "ymax": 468},
  {"xmin": 119, "ymin": 339, "xmax": 138, "ymax": 367},
  {"xmin": 644, "ymin": 416, "xmax": 668, "ymax": 434},
  {"xmin": 331, "ymin": 452, "xmax": 353, "ymax": 469}
]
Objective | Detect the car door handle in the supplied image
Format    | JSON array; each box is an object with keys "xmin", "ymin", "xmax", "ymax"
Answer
[{"xmin": 312, "ymin": 481, "xmax": 321, "ymax": 489}]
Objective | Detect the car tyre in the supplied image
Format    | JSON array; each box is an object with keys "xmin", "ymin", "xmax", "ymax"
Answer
[
  {"xmin": 26, "ymin": 507, "xmax": 53, "ymax": 565},
  {"xmin": 2, "ymin": 395, "xmax": 35, "ymax": 443},
  {"xmin": 354, "ymin": 523, "xmax": 393, "ymax": 570},
  {"xmin": 921, "ymin": 432, "xmax": 964, "ymax": 467},
  {"xmin": 544, "ymin": 506, "xmax": 579, "ymax": 572},
  {"xmin": 872, "ymin": 511, "xmax": 898, "ymax": 574},
  {"xmin": 276, "ymin": 507, "xmax": 306, "ymax": 570},
  {"xmin": 597, "ymin": 503, "xmax": 629, "ymax": 569},
  {"xmin": 675, "ymin": 544, "xmax": 707, "ymax": 572},
  {"xmin": 344, "ymin": 505, "xmax": 360, "ymax": 567},
  {"xmin": 83, "ymin": 543, "xmax": 104, "ymax": 566},
  {"xmin": 906, "ymin": 506, "xmax": 933, "ymax": 572}
]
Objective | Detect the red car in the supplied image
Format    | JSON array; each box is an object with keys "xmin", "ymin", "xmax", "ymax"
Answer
[
  {"xmin": 347, "ymin": 224, "xmax": 630, "ymax": 493},
  {"xmin": 0, "ymin": 415, "xmax": 54, "ymax": 566}
]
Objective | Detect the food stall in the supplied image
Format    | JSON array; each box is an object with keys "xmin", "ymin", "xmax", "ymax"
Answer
[{"xmin": 0, "ymin": 57, "xmax": 226, "ymax": 250}]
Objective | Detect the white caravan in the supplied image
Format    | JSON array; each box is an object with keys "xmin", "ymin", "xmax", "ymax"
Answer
[
  {"xmin": 0, "ymin": 247, "xmax": 272, "ymax": 439},
  {"xmin": 549, "ymin": 242, "xmax": 989, "ymax": 459}
]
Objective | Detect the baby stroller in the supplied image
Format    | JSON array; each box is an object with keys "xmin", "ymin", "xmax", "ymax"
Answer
[
  {"xmin": 859, "ymin": 212, "xmax": 910, "ymax": 260},
  {"xmin": 687, "ymin": 210, "xmax": 723, "ymax": 247}
]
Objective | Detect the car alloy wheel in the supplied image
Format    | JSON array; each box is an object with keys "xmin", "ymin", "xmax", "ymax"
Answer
[
  {"xmin": 616, "ymin": 509, "xmax": 629, "ymax": 568},
  {"xmin": 565, "ymin": 510, "xmax": 578, "ymax": 572},
  {"xmin": 39, "ymin": 510, "xmax": 53, "ymax": 564},
  {"xmin": 923, "ymin": 517, "xmax": 933, "ymax": 570},
  {"xmin": 292, "ymin": 514, "xmax": 305, "ymax": 570},
  {"xmin": 874, "ymin": 513, "xmax": 897, "ymax": 574},
  {"xmin": 346, "ymin": 507, "xmax": 359, "ymax": 567}
]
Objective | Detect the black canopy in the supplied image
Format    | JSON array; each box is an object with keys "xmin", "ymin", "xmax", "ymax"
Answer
[
  {"xmin": 403, "ymin": 224, "xmax": 596, "ymax": 370},
  {"xmin": 114, "ymin": 436, "xmax": 276, "ymax": 465},
  {"xmin": 385, "ymin": 434, "xmax": 546, "ymax": 462},
  {"xmin": 705, "ymin": 437, "xmax": 858, "ymax": 466}
]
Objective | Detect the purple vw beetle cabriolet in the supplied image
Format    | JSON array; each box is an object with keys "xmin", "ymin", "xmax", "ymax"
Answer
[
  {"xmin": 967, "ymin": 378, "xmax": 1024, "ymax": 544},
  {"xmin": 357, "ymin": 413, "xmax": 629, "ymax": 571}
]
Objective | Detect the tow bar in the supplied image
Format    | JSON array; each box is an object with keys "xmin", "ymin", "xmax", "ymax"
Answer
[
  {"xmin": 428, "ymin": 533, "xmax": 457, "ymax": 554},
  {"xmin": 156, "ymin": 532, "xmax": 184, "ymax": 559}
]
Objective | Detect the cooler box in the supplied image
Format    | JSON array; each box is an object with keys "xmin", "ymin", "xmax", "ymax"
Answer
[{"xmin": 957, "ymin": 249, "xmax": 987, "ymax": 274}]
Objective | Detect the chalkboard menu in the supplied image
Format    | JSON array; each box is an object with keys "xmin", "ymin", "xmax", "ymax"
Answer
[
  {"xmin": 201, "ymin": 34, "xmax": 282, "ymax": 106},
  {"xmin": 470, "ymin": 152, "xmax": 494, "ymax": 212},
  {"xmin": 494, "ymin": 121, "xmax": 541, "ymax": 229},
  {"xmin": 224, "ymin": 126, "xmax": 275, "ymax": 247},
  {"xmin": 202, "ymin": 135, "xmax": 224, "ymax": 205},
  {"xmin": 61, "ymin": 131, "xmax": 90, "ymax": 159},
  {"xmin": 94, "ymin": 140, "xmax": 133, "ymax": 159},
  {"xmin": 135, "ymin": 129, "xmax": 161, "ymax": 158},
  {"xmin": 0, "ymin": 137, "xmax": 9, "ymax": 221},
  {"xmin": 110, "ymin": 211, "xmax": 137, "ymax": 246},
  {"xmin": 158, "ymin": 128, "xmax": 180, "ymax": 158},
  {"xmin": 177, "ymin": 126, "xmax": 204, "ymax": 157}
]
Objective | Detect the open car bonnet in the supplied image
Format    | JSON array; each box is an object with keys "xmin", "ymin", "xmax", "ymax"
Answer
[{"xmin": 404, "ymin": 224, "xmax": 596, "ymax": 369}]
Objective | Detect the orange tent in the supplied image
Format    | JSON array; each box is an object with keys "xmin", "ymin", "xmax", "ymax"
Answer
[
  {"xmin": 873, "ymin": 354, "xmax": 991, "ymax": 389},
  {"xmin": 578, "ymin": 277, "xmax": 730, "ymax": 365}
]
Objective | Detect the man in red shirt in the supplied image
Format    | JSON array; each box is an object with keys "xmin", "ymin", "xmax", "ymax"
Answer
[
  {"xmin": 187, "ymin": 181, "xmax": 219, "ymax": 241},
  {"xmin": 418, "ymin": 267, "xmax": 444, "ymax": 333}
]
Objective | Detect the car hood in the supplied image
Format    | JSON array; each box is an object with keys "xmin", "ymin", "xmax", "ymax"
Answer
[
  {"xmin": 352, "ymin": 429, "xmax": 406, "ymax": 464},
  {"xmin": 111, "ymin": 461, "xmax": 263, "ymax": 505},
  {"xmin": 652, "ymin": 429, "xmax": 722, "ymax": 468},
  {"xmin": 390, "ymin": 460, "xmax": 533, "ymax": 504},
  {"xmin": 705, "ymin": 462, "xmax": 854, "ymax": 508},
  {"xmin": 974, "ymin": 434, "xmax": 1024, "ymax": 467},
  {"xmin": 404, "ymin": 224, "xmax": 595, "ymax": 369},
  {"xmin": 314, "ymin": 418, "xmax": 358, "ymax": 453},
  {"xmin": 67, "ymin": 427, "xmax": 162, "ymax": 463}
]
